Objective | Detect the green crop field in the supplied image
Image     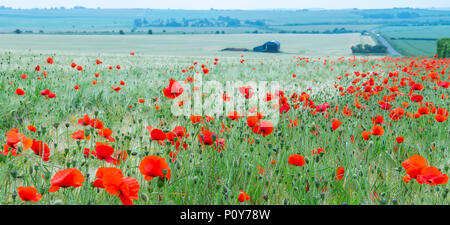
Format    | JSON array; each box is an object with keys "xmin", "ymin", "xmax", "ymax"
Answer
[{"xmin": 378, "ymin": 25, "xmax": 450, "ymax": 57}]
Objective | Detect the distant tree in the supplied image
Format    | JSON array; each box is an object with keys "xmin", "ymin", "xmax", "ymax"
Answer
[
  {"xmin": 162, "ymin": 29, "xmax": 166, "ymax": 33},
  {"xmin": 351, "ymin": 44, "xmax": 387, "ymax": 54},
  {"xmin": 221, "ymin": 30, "xmax": 225, "ymax": 34},
  {"xmin": 134, "ymin": 18, "xmax": 142, "ymax": 28},
  {"xmin": 119, "ymin": 30, "xmax": 125, "ymax": 35},
  {"xmin": 397, "ymin": 12, "xmax": 419, "ymax": 19},
  {"xmin": 39, "ymin": 30, "xmax": 44, "ymax": 34},
  {"xmin": 14, "ymin": 29, "xmax": 22, "ymax": 34},
  {"xmin": 148, "ymin": 29, "xmax": 153, "ymax": 34},
  {"xmin": 436, "ymin": 38, "xmax": 450, "ymax": 58},
  {"xmin": 216, "ymin": 30, "xmax": 220, "ymax": 34}
]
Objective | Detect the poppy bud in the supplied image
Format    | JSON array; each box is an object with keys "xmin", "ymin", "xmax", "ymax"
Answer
[
  {"xmin": 65, "ymin": 123, "xmax": 70, "ymax": 128},
  {"xmin": 141, "ymin": 193, "xmax": 149, "ymax": 202},
  {"xmin": 10, "ymin": 171, "xmax": 17, "ymax": 179},
  {"xmin": 283, "ymin": 199, "xmax": 289, "ymax": 205},
  {"xmin": 12, "ymin": 191, "xmax": 17, "ymax": 200},
  {"xmin": 193, "ymin": 176, "xmax": 199, "ymax": 184}
]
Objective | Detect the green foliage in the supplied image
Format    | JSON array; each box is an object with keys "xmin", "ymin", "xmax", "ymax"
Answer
[
  {"xmin": 351, "ymin": 44, "xmax": 387, "ymax": 54},
  {"xmin": 436, "ymin": 38, "xmax": 450, "ymax": 58}
]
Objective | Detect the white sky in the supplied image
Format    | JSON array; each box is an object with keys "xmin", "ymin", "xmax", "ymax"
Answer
[{"xmin": 1, "ymin": 0, "xmax": 450, "ymax": 9}]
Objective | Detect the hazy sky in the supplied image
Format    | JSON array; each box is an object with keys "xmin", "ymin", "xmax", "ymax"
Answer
[{"xmin": 1, "ymin": 0, "xmax": 450, "ymax": 9}]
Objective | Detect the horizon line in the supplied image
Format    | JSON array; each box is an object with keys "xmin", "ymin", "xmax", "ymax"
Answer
[{"xmin": 1, "ymin": 6, "xmax": 450, "ymax": 11}]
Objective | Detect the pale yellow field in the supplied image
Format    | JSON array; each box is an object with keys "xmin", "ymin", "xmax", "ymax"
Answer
[{"xmin": 0, "ymin": 33, "xmax": 375, "ymax": 57}]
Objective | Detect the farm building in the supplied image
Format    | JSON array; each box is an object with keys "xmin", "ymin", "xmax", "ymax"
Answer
[{"xmin": 253, "ymin": 40, "xmax": 280, "ymax": 53}]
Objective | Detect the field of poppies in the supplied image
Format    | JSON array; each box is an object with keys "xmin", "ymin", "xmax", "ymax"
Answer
[{"xmin": 0, "ymin": 50, "xmax": 448, "ymax": 205}]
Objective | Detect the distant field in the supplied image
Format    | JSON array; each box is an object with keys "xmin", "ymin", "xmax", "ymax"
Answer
[
  {"xmin": 378, "ymin": 25, "xmax": 450, "ymax": 56},
  {"xmin": 0, "ymin": 33, "xmax": 375, "ymax": 56},
  {"xmin": 1, "ymin": 8, "xmax": 449, "ymax": 34}
]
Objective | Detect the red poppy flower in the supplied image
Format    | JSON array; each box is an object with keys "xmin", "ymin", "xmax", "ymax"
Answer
[
  {"xmin": 190, "ymin": 115, "xmax": 203, "ymax": 124},
  {"xmin": 15, "ymin": 88, "xmax": 25, "ymax": 96},
  {"xmin": 411, "ymin": 94, "xmax": 423, "ymax": 102},
  {"xmin": 396, "ymin": 137, "xmax": 404, "ymax": 143},
  {"xmin": 72, "ymin": 130, "xmax": 88, "ymax": 140},
  {"xmin": 288, "ymin": 154, "xmax": 306, "ymax": 166},
  {"xmin": 246, "ymin": 116, "xmax": 259, "ymax": 128},
  {"xmin": 95, "ymin": 142, "xmax": 116, "ymax": 163},
  {"xmin": 312, "ymin": 147, "xmax": 326, "ymax": 155},
  {"xmin": 402, "ymin": 155, "xmax": 429, "ymax": 179},
  {"xmin": 78, "ymin": 114, "xmax": 91, "ymax": 126},
  {"xmin": 227, "ymin": 111, "xmax": 241, "ymax": 121},
  {"xmin": 173, "ymin": 126, "xmax": 189, "ymax": 137},
  {"xmin": 49, "ymin": 168, "xmax": 85, "ymax": 192},
  {"xmin": 362, "ymin": 131, "xmax": 371, "ymax": 140},
  {"xmin": 238, "ymin": 190, "xmax": 250, "ymax": 202},
  {"xmin": 163, "ymin": 79, "xmax": 183, "ymax": 99},
  {"xmin": 416, "ymin": 167, "xmax": 448, "ymax": 186},
  {"xmin": 30, "ymin": 139, "xmax": 50, "ymax": 161},
  {"xmin": 112, "ymin": 86, "xmax": 121, "ymax": 92},
  {"xmin": 27, "ymin": 125, "xmax": 37, "ymax": 133},
  {"xmin": 93, "ymin": 167, "xmax": 140, "ymax": 205},
  {"xmin": 372, "ymin": 115, "xmax": 384, "ymax": 124},
  {"xmin": 17, "ymin": 186, "xmax": 42, "ymax": 202},
  {"xmin": 389, "ymin": 108, "xmax": 405, "ymax": 121},
  {"xmin": 238, "ymin": 86, "xmax": 254, "ymax": 99},
  {"xmin": 198, "ymin": 127, "xmax": 215, "ymax": 145},
  {"xmin": 150, "ymin": 129, "xmax": 166, "ymax": 141},
  {"xmin": 331, "ymin": 118, "xmax": 342, "ymax": 131},
  {"xmin": 251, "ymin": 120, "xmax": 273, "ymax": 136},
  {"xmin": 3, "ymin": 129, "xmax": 33, "ymax": 156},
  {"xmin": 90, "ymin": 118, "xmax": 104, "ymax": 129},
  {"xmin": 139, "ymin": 155, "xmax": 171, "ymax": 181},
  {"xmin": 371, "ymin": 125, "xmax": 384, "ymax": 136},
  {"xmin": 435, "ymin": 114, "xmax": 447, "ymax": 122},
  {"xmin": 46, "ymin": 57, "xmax": 54, "ymax": 64},
  {"xmin": 40, "ymin": 89, "xmax": 50, "ymax": 96},
  {"xmin": 417, "ymin": 107, "xmax": 430, "ymax": 115},
  {"xmin": 335, "ymin": 166, "xmax": 345, "ymax": 181}
]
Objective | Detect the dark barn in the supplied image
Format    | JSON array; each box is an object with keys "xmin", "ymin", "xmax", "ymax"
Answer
[{"xmin": 253, "ymin": 40, "xmax": 280, "ymax": 53}]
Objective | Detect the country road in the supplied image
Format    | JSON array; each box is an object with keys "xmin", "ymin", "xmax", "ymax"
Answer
[{"xmin": 371, "ymin": 30, "xmax": 402, "ymax": 56}]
